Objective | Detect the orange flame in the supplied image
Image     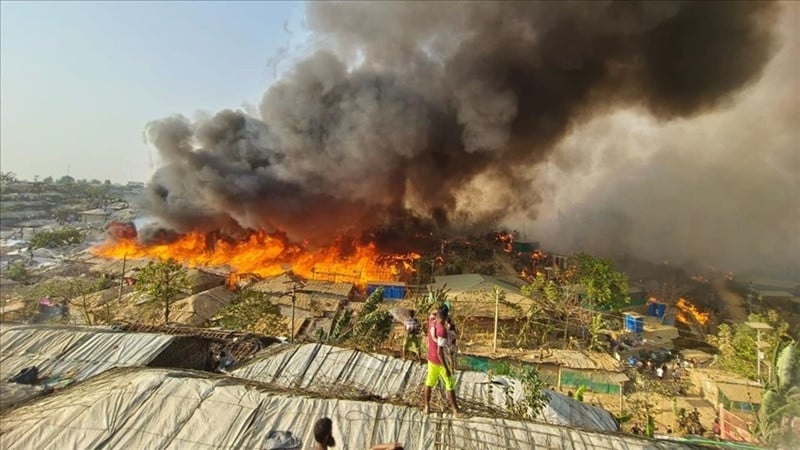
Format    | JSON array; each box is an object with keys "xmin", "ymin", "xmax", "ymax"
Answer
[
  {"xmin": 675, "ymin": 297, "xmax": 709, "ymax": 326},
  {"xmin": 496, "ymin": 231, "xmax": 514, "ymax": 253},
  {"xmin": 92, "ymin": 230, "xmax": 419, "ymax": 287}
]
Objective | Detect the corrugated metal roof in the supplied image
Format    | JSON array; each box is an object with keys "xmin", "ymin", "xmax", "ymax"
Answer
[
  {"xmin": 0, "ymin": 324, "xmax": 175, "ymax": 383},
  {"xmin": 0, "ymin": 367, "xmax": 695, "ymax": 450},
  {"xmin": 233, "ymin": 343, "xmax": 619, "ymax": 432}
]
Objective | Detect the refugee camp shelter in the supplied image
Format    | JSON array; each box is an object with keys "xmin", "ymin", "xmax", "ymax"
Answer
[
  {"xmin": 0, "ymin": 323, "xmax": 274, "ymax": 410},
  {"xmin": 170, "ymin": 285, "xmax": 235, "ymax": 326},
  {"xmin": 0, "ymin": 324, "xmax": 701, "ymax": 449},
  {"xmin": 250, "ymin": 274, "xmax": 355, "ymax": 340},
  {"xmin": 0, "ymin": 366, "xmax": 694, "ymax": 450},
  {"xmin": 515, "ymin": 349, "xmax": 629, "ymax": 395},
  {"xmin": 690, "ymin": 368, "xmax": 763, "ymax": 413},
  {"xmin": 233, "ymin": 343, "xmax": 619, "ymax": 432},
  {"xmin": 0, "ymin": 323, "xmax": 206, "ymax": 410},
  {"xmin": 428, "ymin": 274, "xmax": 534, "ymax": 324}
]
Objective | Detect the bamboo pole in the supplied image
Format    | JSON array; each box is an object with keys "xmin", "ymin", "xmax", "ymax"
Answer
[{"xmin": 493, "ymin": 288, "xmax": 500, "ymax": 353}]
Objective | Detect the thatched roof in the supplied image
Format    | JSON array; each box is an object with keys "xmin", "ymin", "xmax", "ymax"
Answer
[
  {"xmin": 88, "ymin": 258, "xmax": 152, "ymax": 276},
  {"xmin": 170, "ymin": 286, "xmax": 235, "ymax": 327}
]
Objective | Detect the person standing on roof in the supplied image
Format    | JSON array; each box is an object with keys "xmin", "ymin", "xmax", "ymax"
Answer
[
  {"xmin": 401, "ymin": 310, "xmax": 422, "ymax": 362},
  {"xmin": 423, "ymin": 306, "xmax": 459, "ymax": 416}
]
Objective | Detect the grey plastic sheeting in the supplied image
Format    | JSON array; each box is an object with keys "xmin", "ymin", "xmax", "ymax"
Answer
[
  {"xmin": 0, "ymin": 324, "xmax": 175, "ymax": 382},
  {"xmin": 233, "ymin": 344, "xmax": 619, "ymax": 432},
  {"xmin": 0, "ymin": 368, "xmax": 692, "ymax": 450}
]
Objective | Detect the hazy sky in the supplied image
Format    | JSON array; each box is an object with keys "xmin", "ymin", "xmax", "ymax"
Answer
[{"xmin": 1, "ymin": 1, "xmax": 303, "ymax": 182}]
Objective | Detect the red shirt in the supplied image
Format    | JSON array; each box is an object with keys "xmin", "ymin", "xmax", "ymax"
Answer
[{"xmin": 427, "ymin": 316, "xmax": 447, "ymax": 365}]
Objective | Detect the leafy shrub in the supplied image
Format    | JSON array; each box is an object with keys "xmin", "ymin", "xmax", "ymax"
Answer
[
  {"xmin": 216, "ymin": 289, "xmax": 286, "ymax": 335},
  {"xmin": 30, "ymin": 227, "xmax": 84, "ymax": 248},
  {"xmin": 4, "ymin": 261, "xmax": 30, "ymax": 283}
]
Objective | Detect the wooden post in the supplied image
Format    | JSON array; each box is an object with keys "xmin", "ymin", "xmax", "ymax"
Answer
[
  {"xmin": 557, "ymin": 365, "xmax": 562, "ymax": 390},
  {"xmin": 290, "ymin": 284, "xmax": 296, "ymax": 344},
  {"xmin": 493, "ymin": 288, "xmax": 500, "ymax": 353}
]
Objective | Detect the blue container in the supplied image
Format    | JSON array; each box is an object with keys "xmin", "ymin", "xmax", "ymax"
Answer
[
  {"xmin": 634, "ymin": 317, "xmax": 644, "ymax": 333},
  {"xmin": 624, "ymin": 314, "xmax": 644, "ymax": 334},
  {"xmin": 365, "ymin": 284, "xmax": 405, "ymax": 300},
  {"xmin": 647, "ymin": 302, "xmax": 667, "ymax": 318}
]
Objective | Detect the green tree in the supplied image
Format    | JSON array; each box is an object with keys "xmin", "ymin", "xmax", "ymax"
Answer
[
  {"xmin": 588, "ymin": 313, "xmax": 606, "ymax": 352},
  {"xmin": 3, "ymin": 261, "xmax": 31, "ymax": 283},
  {"xmin": 30, "ymin": 227, "xmax": 84, "ymax": 249},
  {"xmin": 352, "ymin": 288, "xmax": 394, "ymax": 351},
  {"xmin": 0, "ymin": 172, "xmax": 17, "ymax": 183},
  {"xmin": 216, "ymin": 289, "xmax": 286, "ymax": 335},
  {"xmin": 566, "ymin": 253, "xmax": 629, "ymax": 310},
  {"xmin": 43, "ymin": 176, "xmax": 54, "ymax": 183},
  {"xmin": 521, "ymin": 273, "xmax": 592, "ymax": 348},
  {"xmin": 57, "ymin": 175, "xmax": 75, "ymax": 185},
  {"xmin": 707, "ymin": 310, "xmax": 791, "ymax": 382},
  {"xmin": 758, "ymin": 341, "xmax": 800, "ymax": 446},
  {"xmin": 315, "ymin": 309, "xmax": 354, "ymax": 344},
  {"xmin": 487, "ymin": 365, "xmax": 550, "ymax": 420},
  {"xmin": 417, "ymin": 284, "xmax": 450, "ymax": 315},
  {"xmin": 134, "ymin": 259, "xmax": 189, "ymax": 325}
]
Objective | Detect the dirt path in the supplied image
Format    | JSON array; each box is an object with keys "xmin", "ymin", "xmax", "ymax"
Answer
[{"xmin": 711, "ymin": 278, "xmax": 749, "ymax": 323}]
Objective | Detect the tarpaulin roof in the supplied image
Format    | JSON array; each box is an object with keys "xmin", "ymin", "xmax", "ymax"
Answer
[
  {"xmin": 233, "ymin": 343, "xmax": 619, "ymax": 432},
  {"xmin": 0, "ymin": 367, "xmax": 695, "ymax": 450},
  {"xmin": 0, "ymin": 323, "xmax": 175, "ymax": 383}
]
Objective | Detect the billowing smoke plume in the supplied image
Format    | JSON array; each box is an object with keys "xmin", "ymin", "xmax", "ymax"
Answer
[
  {"xmin": 522, "ymin": 1, "xmax": 799, "ymax": 278},
  {"xmin": 141, "ymin": 2, "xmax": 783, "ymax": 255}
]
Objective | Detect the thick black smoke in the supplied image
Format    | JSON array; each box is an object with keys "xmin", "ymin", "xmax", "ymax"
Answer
[
  {"xmin": 141, "ymin": 1, "xmax": 780, "ymax": 246},
  {"xmin": 522, "ymin": 1, "xmax": 799, "ymax": 278}
]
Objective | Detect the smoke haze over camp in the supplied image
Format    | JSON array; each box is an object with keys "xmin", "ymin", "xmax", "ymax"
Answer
[{"xmin": 138, "ymin": 2, "xmax": 796, "ymax": 276}]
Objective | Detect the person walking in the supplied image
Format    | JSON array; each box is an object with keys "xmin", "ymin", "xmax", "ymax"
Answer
[{"xmin": 423, "ymin": 306, "xmax": 459, "ymax": 416}]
